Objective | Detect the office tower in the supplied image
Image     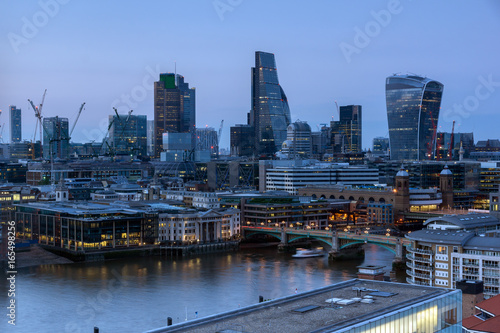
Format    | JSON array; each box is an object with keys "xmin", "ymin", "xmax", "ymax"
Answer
[
  {"xmin": 154, "ymin": 73, "xmax": 195, "ymax": 158},
  {"xmin": 281, "ymin": 121, "xmax": 312, "ymax": 158},
  {"xmin": 230, "ymin": 124, "xmax": 254, "ymax": 157},
  {"xmin": 372, "ymin": 137, "xmax": 389, "ymax": 155},
  {"xmin": 196, "ymin": 127, "xmax": 218, "ymax": 157},
  {"xmin": 386, "ymin": 74, "xmax": 444, "ymax": 161},
  {"xmin": 108, "ymin": 114, "xmax": 147, "ymax": 156},
  {"xmin": 249, "ymin": 51, "xmax": 291, "ymax": 156},
  {"xmin": 42, "ymin": 116, "xmax": 69, "ymax": 159},
  {"xmin": 9, "ymin": 105, "xmax": 21, "ymax": 143},
  {"xmin": 147, "ymin": 120, "xmax": 154, "ymax": 156},
  {"xmin": 330, "ymin": 105, "xmax": 362, "ymax": 153}
]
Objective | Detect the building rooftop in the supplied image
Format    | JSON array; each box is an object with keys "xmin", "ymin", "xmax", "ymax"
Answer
[
  {"xmin": 463, "ymin": 294, "xmax": 500, "ymax": 332},
  {"xmin": 146, "ymin": 279, "xmax": 454, "ymax": 333},
  {"xmin": 424, "ymin": 214, "xmax": 500, "ymax": 230},
  {"xmin": 406, "ymin": 229, "xmax": 475, "ymax": 245}
]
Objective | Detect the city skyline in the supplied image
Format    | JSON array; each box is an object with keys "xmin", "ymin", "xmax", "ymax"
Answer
[{"xmin": 1, "ymin": 1, "xmax": 499, "ymax": 150}]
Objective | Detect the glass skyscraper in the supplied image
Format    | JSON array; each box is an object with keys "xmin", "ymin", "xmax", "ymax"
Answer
[
  {"xmin": 42, "ymin": 116, "xmax": 69, "ymax": 159},
  {"xmin": 108, "ymin": 114, "xmax": 147, "ymax": 156},
  {"xmin": 250, "ymin": 51, "xmax": 291, "ymax": 156},
  {"xmin": 386, "ymin": 74, "xmax": 444, "ymax": 161},
  {"xmin": 154, "ymin": 73, "xmax": 195, "ymax": 158},
  {"xmin": 9, "ymin": 105, "xmax": 21, "ymax": 143}
]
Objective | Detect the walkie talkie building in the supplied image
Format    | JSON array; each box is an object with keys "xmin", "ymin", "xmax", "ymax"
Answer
[{"xmin": 386, "ymin": 74, "xmax": 444, "ymax": 161}]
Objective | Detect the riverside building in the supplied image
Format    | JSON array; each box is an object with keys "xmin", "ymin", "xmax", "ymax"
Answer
[{"xmin": 406, "ymin": 214, "xmax": 500, "ymax": 298}]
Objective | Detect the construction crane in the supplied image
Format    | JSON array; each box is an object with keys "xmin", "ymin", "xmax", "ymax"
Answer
[
  {"xmin": 28, "ymin": 89, "xmax": 46, "ymax": 143},
  {"xmin": 217, "ymin": 120, "xmax": 224, "ymax": 154},
  {"xmin": 448, "ymin": 120, "xmax": 455, "ymax": 161},
  {"xmin": 334, "ymin": 100, "xmax": 339, "ymax": 120},
  {"xmin": 69, "ymin": 102, "xmax": 86, "ymax": 139}
]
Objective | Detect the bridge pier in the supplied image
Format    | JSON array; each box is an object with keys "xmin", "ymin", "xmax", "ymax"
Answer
[
  {"xmin": 392, "ymin": 239, "xmax": 406, "ymax": 270},
  {"xmin": 278, "ymin": 227, "xmax": 294, "ymax": 253}
]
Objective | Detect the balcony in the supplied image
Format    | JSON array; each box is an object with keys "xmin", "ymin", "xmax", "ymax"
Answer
[
  {"xmin": 406, "ymin": 277, "xmax": 431, "ymax": 286},
  {"xmin": 406, "ymin": 261, "xmax": 434, "ymax": 272},
  {"xmin": 408, "ymin": 247, "xmax": 433, "ymax": 255},
  {"xmin": 462, "ymin": 263, "xmax": 480, "ymax": 268},
  {"xmin": 406, "ymin": 253, "xmax": 433, "ymax": 264},
  {"xmin": 407, "ymin": 269, "xmax": 433, "ymax": 280},
  {"xmin": 483, "ymin": 263, "xmax": 500, "ymax": 269}
]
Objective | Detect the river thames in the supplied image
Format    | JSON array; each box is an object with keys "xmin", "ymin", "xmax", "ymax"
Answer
[{"xmin": 1, "ymin": 244, "xmax": 401, "ymax": 333}]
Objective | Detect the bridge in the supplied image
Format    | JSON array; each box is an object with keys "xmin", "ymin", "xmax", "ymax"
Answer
[{"xmin": 241, "ymin": 226, "xmax": 410, "ymax": 261}]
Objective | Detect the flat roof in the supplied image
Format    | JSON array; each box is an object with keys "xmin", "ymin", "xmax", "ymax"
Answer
[{"xmin": 145, "ymin": 279, "xmax": 453, "ymax": 333}]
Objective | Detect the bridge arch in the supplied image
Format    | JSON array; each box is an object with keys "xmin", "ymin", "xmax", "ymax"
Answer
[
  {"xmin": 339, "ymin": 195, "xmax": 345, "ymax": 199},
  {"xmin": 288, "ymin": 235, "xmax": 332, "ymax": 247},
  {"xmin": 311, "ymin": 194, "xmax": 317, "ymax": 199},
  {"xmin": 340, "ymin": 241, "xmax": 396, "ymax": 255},
  {"xmin": 348, "ymin": 196, "xmax": 355, "ymax": 201},
  {"xmin": 320, "ymin": 195, "xmax": 326, "ymax": 199},
  {"xmin": 379, "ymin": 198, "xmax": 386, "ymax": 203},
  {"xmin": 368, "ymin": 197, "xmax": 375, "ymax": 203},
  {"xmin": 329, "ymin": 195, "xmax": 335, "ymax": 199},
  {"xmin": 358, "ymin": 197, "xmax": 365, "ymax": 203},
  {"xmin": 245, "ymin": 231, "xmax": 282, "ymax": 242}
]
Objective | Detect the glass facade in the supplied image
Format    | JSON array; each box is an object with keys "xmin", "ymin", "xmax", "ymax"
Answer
[
  {"xmin": 9, "ymin": 105, "xmax": 22, "ymax": 143},
  {"xmin": 337, "ymin": 289, "xmax": 462, "ymax": 333},
  {"xmin": 250, "ymin": 51, "xmax": 291, "ymax": 156},
  {"xmin": 154, "ymin": 73, "xmax": 195, "ymax": 157},
  {"xmin": 386, "ymin": 75, "xmax": 443, "ymax": 161},
  {"xmin": 109, "ymin": 114, "xmax": 147, "ymax": 156},
  {"xmin": 42, "ymin": 116, "xmax": 69, "ymax": 159}
]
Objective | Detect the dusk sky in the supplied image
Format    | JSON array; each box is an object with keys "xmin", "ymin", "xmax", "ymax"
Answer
[{"xmin": 1, "ymin": 0, "xmax": 500, "ymax": 150}]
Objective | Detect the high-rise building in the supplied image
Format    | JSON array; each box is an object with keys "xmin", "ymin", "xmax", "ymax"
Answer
[
  {"xmin": 330, "ymin": 105, "xmax": 362, "ymax": 153},
  {"xmin": 230, "ymin": 124, "xmax": 254, "ymax": 157},
  {"xmin": 147, "ymin": 120, "xmax": 154, "ymax": 156},
  {"xmin": 108, "ymin": 114, "xmax": 147, "ymax": 156},
  {"xmin": 196, "ymin": 127, "xmax": 218, "ymax": 158},
  {"xmin": 386, "ymin": 74, "xmax": 444, "ymax": 161},
  {"xmin": 9, "ymin": 105, "xmax": 21, "ymax": 143},
  {"xmin": 42, "ymin": 116, "xmax": 69, "ymax": 159},
  {"xmin": 154, "ymin": 73, "xmax": 195, "ymax": 158},
  {"xmin": 249, "ymin": 51, "xmax": 291, "ymax": 156},
  {"xmin": 372, "ymin": 137, "xmax": 389, "ymax": 155},
  {"xmin": 280, "ymin": 121, "xmax": 312, "ymax": 158}
]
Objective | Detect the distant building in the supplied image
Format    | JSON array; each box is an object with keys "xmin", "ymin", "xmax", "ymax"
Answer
[
  {"xmin": 372, "ymin": 137, "xmax": 389, "ymax": 155},
  {"xmin": 108, "ymin": 114, "xmax": 147, "ymax": 156},
  {"xmin": 147, "ymin": 119, "xmax": 154, "ymax": 156},
  {"xmin": 158, "ymin": 208, "xmax": 240, "ymax": 244},
  {"xmin": 154, "ymin": 73, "xmax": 195, "ymax": 157},
  {"xmin": 330, "ymin": 105, "xmax": 362, "ymax": 153},
  {"xmin": 196, "ymin": 127, "xmax": 218, "ymax": 158},
  {"xmin": 264, "ymin": 162, "xmax": 379, "ymax": 195},
  {"xmin": 230, "ymin": 124, "xmax": 254, "ymax": 157},
  {"xmin": 436, "ymin": 132, "xmax": 474, "ymax": 160},
  {"xmin": 9, "ymin": 105, "xmax": 21, "ymax": 143},
  {"xmin": 42, "ymin": 116, "xmax": 69, "ymax": 160},
  {"xmin": 160, "ymin": 132, "xmax": 192, "ymax": 162},
  {"xmin": 280, "ymin": 121, "xmax": 312, "ymax": 158},
  {"xmin": 386, "ymin": 74, "xmax": 444, "ymax": 161},
  {"xmin": 250, "ymin": 51, "xmax": 291, "ymax": 156}
]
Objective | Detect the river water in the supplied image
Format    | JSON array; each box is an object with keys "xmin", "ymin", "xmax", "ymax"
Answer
[{"xmin": 1, "ymin": 244, "xmax": 400, "ymax": 333}]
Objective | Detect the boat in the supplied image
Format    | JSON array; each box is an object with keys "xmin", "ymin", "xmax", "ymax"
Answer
[{"xmin": 292, "ymin": 247, "xmax": 324, "ymax": 258}]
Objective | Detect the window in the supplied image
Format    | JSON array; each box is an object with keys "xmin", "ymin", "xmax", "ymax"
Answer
[{"xmin": 437, "ymin": 246, "xmax": 448, "ymax": 255}]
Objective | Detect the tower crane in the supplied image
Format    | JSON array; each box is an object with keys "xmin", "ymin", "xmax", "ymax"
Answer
[
  {"xmin": 217, "ymin": 119, "xmax": 224, "ymax": 154},
  {"xmin": 28, "ymin": 89, "xmax": 46, "ymax": 143},
  {"xmin": 69, "ymin": 102, "xmax": 86, "ymax": 139}
]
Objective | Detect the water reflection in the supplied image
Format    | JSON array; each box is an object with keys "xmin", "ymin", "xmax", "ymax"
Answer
[{"xmin": 0, "ymin": 244, "xmax": 397, "ymax": 333}]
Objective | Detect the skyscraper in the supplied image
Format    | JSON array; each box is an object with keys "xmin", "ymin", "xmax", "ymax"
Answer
[
  {"xmin": 330, "ymin": 105, "xmax": 362, "ymax": 153},
  {"xmin": 42, "ymin": 116, "xmax": 69, "ymax": 159},
  {"xmin": 154, "ymin": 73, "xmax": 195, "ymax": 158},
  {"xmin": 9, "ymin": 105, "xmax": 21, "ymax": 143},
  {"xmin": 386, "ymin": 74, "xmax": 444, "ymax": 161},
  {"xmin": 108, "ymin": 114, "xmax": 147, "ymax": 156},
  {"xmin": 250, "ymin": 51, "xmax": 291, "ymax": 156}
]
